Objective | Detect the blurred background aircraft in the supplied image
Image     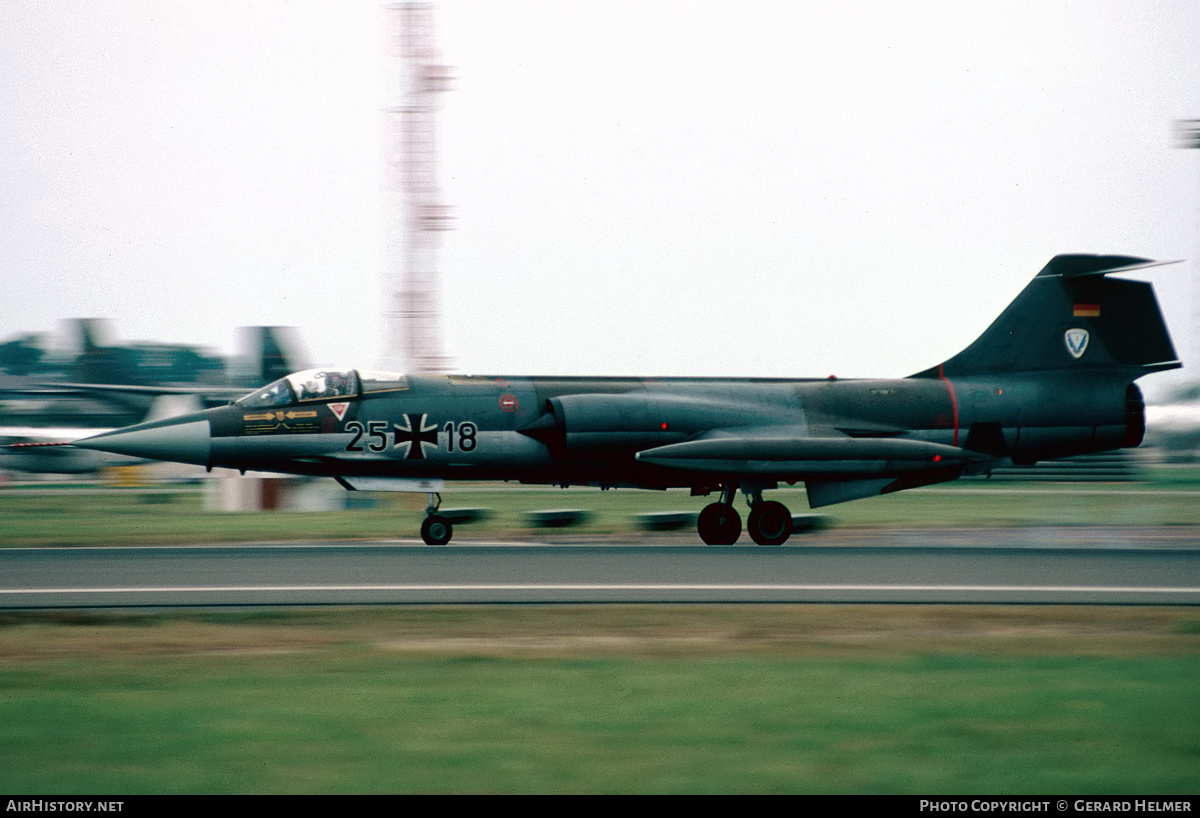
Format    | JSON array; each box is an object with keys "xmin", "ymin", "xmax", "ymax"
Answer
[{"xmin": 0, "ymin": 320, "xmax": 307, "ymax": 475}]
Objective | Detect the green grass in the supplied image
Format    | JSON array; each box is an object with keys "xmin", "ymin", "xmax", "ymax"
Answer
[
  {"xmin": 5, "ymin": 654, "xmax": 1197, "ymax": 793},
  {"xmin": 3, "ymin": 465, "xmax": 1200, "ymax": 546},
  {"xmin": 0, "ymin": 606, "xmax": 1197, "ymax": 794}
]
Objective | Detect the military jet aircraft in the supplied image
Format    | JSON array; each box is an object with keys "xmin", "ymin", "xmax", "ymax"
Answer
[{"xmin": 75, "ymin": 255, "xmax": 1180, "ymax": 545}]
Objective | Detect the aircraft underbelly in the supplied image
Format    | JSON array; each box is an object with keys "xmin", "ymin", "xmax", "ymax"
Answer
[{"xmin": 209, "ymin": 432, "xmax": 346, "ymax": 466}]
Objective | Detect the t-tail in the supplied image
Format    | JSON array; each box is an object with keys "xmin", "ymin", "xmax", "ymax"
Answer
[
  {"xmin": 911, "ymin": 254, "xmax": 1181, "ymax": 464},
  {"xmin": 914, "ymin": 254, "xmax": 1180, "ymax": 379}
]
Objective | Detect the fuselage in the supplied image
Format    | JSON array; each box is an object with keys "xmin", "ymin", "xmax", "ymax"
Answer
[{"xmin": 117, "ymin": 367, "xmax": 1142, "ymax": 492}]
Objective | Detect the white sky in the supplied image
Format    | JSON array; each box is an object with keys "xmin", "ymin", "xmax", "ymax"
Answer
[{"xmin": 2, "ymin": 1, "xmax": 1198, "ymax": 398}]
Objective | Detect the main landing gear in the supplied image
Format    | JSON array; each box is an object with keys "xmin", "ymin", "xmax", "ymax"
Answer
[
  {"xmin": 420, "ymin": 492, "xmax": 453, "ymax": 545},
  {"xmin": 697, "ymin": 484, "xmax": 794, "ymax": 546},
  {"xmin": 697, "ymin": 500, "xmax": 742, "ymax": 545}
]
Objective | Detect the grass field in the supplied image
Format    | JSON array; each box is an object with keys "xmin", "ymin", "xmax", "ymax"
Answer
[
  {"xmin": 0, "ymin": 605, "xmax": 1197, "ymax": 794},
  {"xmin": 3, "ymin": 465, "xmax": 1200, "ymax": 546}
]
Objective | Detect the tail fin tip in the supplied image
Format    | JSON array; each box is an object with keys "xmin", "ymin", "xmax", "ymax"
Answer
[{"xmin": 1036, "ymin": 254, "xmax": 1181, "ymax": 279}]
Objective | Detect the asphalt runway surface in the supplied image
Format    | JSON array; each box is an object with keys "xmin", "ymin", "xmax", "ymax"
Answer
[{"xmin": 2, "ymin": 526, "xmax": 1198, "ymax": 608}]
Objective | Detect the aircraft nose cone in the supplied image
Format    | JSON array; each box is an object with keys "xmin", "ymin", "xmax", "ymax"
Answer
[{"xmin": 74, "ymin": 412, "xmax": 212, "ymax": 467}]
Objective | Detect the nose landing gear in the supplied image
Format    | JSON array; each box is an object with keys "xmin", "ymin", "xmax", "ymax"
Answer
[{"xmin": 420, "ymin": 492, "xmax": 452, "ymax": 545}]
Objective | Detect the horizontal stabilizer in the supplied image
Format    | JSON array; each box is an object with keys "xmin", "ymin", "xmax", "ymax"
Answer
[{"xmin": 1035, "ymin": 255, "xmax": 1179, "ymax": 278}]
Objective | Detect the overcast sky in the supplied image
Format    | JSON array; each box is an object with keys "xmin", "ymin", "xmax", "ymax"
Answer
[{"xmin": 2, "ymin": 1, "xmax": 1198, "ymax": 398}]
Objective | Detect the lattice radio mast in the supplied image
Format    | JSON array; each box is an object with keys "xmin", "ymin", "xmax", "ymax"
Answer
[{"xmin": 382, "ymin": 2, "xmax": 454, "ymax": 374}]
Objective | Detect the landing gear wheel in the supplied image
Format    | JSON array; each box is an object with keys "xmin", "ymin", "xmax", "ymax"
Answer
[
  {"xmin": 697, "ymin": 502, "xmax": 742, "ymax": 545},
  {"xmin": 421, "ymin": 514, "xmax": 453, "ymax": 546},
  {"xmin": 748, "ymin": 501, "xmax": 792, "ymax": 546}
]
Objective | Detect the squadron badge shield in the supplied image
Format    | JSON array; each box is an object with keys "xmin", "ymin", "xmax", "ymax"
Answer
[{"xmin": 1064, "ymin": 328, "xmax": 1090, "ymax": 359}]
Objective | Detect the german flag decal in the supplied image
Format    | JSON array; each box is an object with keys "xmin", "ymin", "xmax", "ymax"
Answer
[{"xmin": 1073, "ymin": 303, "xmax": 1101, "ymax": 317}]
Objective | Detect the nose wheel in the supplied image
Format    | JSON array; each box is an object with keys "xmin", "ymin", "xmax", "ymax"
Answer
[
  {"xmin": 420, "ymin": 514, "xmax": 452, "ymax": 545},
  {"xmin": 420, "ymin": 492, "xmax": 452, "ymax": 545}
]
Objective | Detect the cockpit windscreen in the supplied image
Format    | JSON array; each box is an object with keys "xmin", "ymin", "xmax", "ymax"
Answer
[{"xmin": 236, "ymin": 369, "xmax": 360, "ymax": 408}]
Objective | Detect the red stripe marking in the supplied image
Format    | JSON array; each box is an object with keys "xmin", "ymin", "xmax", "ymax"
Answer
[{"xmin": 937, "ymin": 363, "xmax": 960, "ymax": 447}]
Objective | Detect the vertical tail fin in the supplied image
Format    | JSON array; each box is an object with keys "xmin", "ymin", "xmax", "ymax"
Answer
[
  {"xmin": 236, "ymin": 326, "xmax": 310, "ymax": 386},
  {"xmin": 914, "ymin": 255, "xmax": 1181, "ymax": 378}
]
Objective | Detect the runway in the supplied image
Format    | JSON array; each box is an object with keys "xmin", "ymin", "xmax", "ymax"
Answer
[{"xmin": 2, "ymin": 526, "xmax": 1198, "ymax": 608}]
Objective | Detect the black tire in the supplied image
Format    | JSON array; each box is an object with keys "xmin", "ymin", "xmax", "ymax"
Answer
[
  {"xmin": 420, "ymin": 514, "xmax": 453, "ymax": 545},
  {"xmin": 697, "ymin": 502, "xmax": 741, "ymax": 545},
  {"xmin": 748, "ymin": 501, "xmax": 792, "ymax": 545}
]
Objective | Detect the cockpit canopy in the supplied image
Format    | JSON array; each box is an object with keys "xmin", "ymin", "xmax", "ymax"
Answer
[{"xmin": 236, "ymin": 369, "xmax": 408, "ymax": 408}]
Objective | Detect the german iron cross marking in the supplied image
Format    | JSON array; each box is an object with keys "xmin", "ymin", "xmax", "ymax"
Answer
[{"xmin": 393, "ymin": 413, "xmax": 439, "ymax": 459}]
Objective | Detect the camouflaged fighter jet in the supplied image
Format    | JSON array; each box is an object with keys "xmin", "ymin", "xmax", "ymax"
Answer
[{"xmin": 74, "ymin": 255, "xmax": 1180, "ymax": 545}]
